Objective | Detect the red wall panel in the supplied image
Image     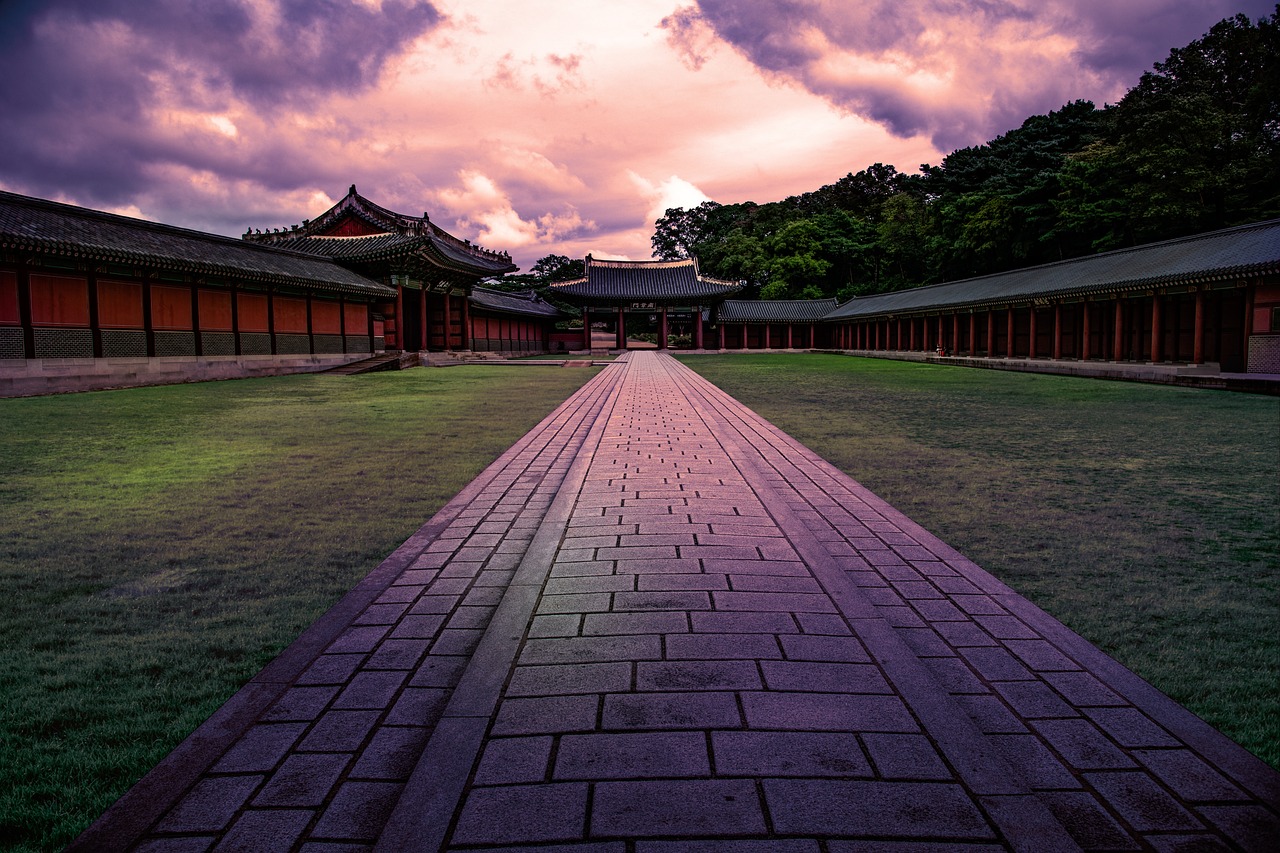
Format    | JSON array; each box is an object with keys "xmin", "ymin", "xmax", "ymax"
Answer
[
  {"xmin": 274, "ymin": 297, "xmax": 308, "ymax": 334},
  {"xmin": 312, "ymin": 301, "xmax": 341, "ymax": 334},
  {"xmin": 30, "ymin": 274, "xmax": 89, "ymax": 326},
  {"xmin": 0, "ymin": 271, "xmax": 18, "ymax": 325},
  {"xmin": 198, "ymin": 290, "xmax": 233, "ymax": 331},
  {"xmin": 344, "ymin": 302, "xmax": 367, "ymax": 333},
  {"xmin": 237, "ymin": 293, "xmax": 269, "ymax": 332},
  {"xmin": 97, "ymin": 280, "xmax": 144, "ymax": 328},
  {"xmin": 151, "ymin": 285, "xmax": 192, "ymax": 330}
]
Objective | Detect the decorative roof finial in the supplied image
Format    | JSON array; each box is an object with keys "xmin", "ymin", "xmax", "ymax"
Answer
[{"xmin": 348, "ymin": 184, "xmax": 357, "ymax": 196}]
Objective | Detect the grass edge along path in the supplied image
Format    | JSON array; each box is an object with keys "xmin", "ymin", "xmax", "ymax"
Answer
[
  {"xmin": 0, "ymin": 365, "xmax": 598, "ymax": 853},
  {"xmin": 680, "ymin": 352, "xmax": 1279, "ymax": 771}
]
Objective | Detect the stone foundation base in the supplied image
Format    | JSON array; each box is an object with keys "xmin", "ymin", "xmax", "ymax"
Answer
[{"xmin": 0, "ymin": 352, "xmax": 376, "ymax": 397}]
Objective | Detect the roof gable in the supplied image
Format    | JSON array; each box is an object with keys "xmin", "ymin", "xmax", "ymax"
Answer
[{"xmin": 550, "ymin": 256, "xmax": 744, "ymax": 304}]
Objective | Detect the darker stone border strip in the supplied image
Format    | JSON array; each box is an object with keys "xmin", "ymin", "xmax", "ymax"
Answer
[
  {"xmin": 374, "ymin": 359, "xmax": 629, "ymax": 852},
  {"xmin": 68, "ymin": 364, "xmax": 619, "ymax": 853},
  {"xmin": 661, "ymin": 355, "xmax": 1080, "ymax": 853}
]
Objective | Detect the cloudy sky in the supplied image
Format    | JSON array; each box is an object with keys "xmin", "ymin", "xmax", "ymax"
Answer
[{"xmin": 0, "ymin": 0, "xmax": 1270, "ymax": 270}]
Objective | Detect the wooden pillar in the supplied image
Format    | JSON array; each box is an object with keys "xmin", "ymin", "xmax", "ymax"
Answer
[
  {"xmin": 763, "ymin": 323, "xmax": 770, "ymax": 350},
  {"xmin": 582, "ymin": 306, "xmax": 591, "ymax": 350},
  {"xmin": 787, "ymin": 323, "xmax": 793, "ymax": 349},
  {"xmin": 718, "ymin": 322, "xmax": 725, "ymax": 350},
  {"xmin": 394, "ymin": 285, "xmax": 404, "ymax": 350},
  {"xmin": 231, "ymin": 285, "xmax": 242, "ymax": 356},
  {"xmin": 88, "ymin": 272, "xmax": 103, "ymax": 358},
  {"xmin": 936, "ymin": 316, "xmax": 945, "ymax": 351},
  {"xmin": 741, "ymin": 324, "xmax": 748, "ymax": 350},
  {"xmin": 305, "ymin": 293, "xmax": 313, "ymax": 355},
  {"xmin": 659, "ymin": 305, "xmax": 668, "ymax": 350},
  {"xmin": 461, "ymin": 293, "xmax": 471, "ymax": 350},
  {"xmin": 1052, "ymin": 303, "xmax": 1062, "ymax": 360},
  {"xmin": 1193, "ymin": 290, "xmax": 1205, "ymax": 363},
  {"xmin": 1081, "ymin": 299, "xmax": 1091, "ymax": 361},
  {"xmin": 1005, "ymin": 308, "xmax": 1014, "ymax": 358},
  {"xmin": 1028, "ymin": 307, "xmax": 1038, "ymax": 358},
  {"xmin": 1150, "ymin": 294, "xmax": 1162, "ymax": 362},
  {"xmin": 952, "ymin": 314, "xmax": 960, "ymax": 355},
  {"xmin": 693, "ymin": 306, "xmax": 704, "ymax": 350},
  {"xmin": 433, "ymin": 291, "xmax": 442, "ymax": 351},
  {"xmin": 1113, "ymin": 300, "xmax": 1124, "ymax": 361},
  {"xmin": 923, "ymin": 317, "xmax": 931, "ymax": 352},
  {"xmin": 266, "ymin": 286, "xmax": 276, "ymax": 355},
  {"xmin": 986, "ymin": 309, "xmax": 995, "ymax": 357},
  {"xmin": 968, "ymin": 313, "xmax": 976, "ymax": 356},
  {"xmin": 616, "ymin": 306, "xmax": 626, "ymax": 350}
]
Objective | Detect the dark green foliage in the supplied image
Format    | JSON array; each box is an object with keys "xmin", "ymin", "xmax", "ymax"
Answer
[{"xmin": 655, "ymin": 8, "xmax": 1280, "ymax": 300}]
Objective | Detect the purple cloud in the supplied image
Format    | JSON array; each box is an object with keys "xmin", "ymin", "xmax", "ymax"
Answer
[
  {"xmin": 680, "ymin": 0, "xmax": 1277, "ymax": 150},
  {"xmin": 0, "ymin": 0, "xmax": 443, "ymax": 207}
]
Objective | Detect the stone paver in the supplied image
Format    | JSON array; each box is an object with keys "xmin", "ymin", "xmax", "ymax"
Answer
[{"xmin": 74, "ymin": 352, "xmax": 1280, "ymax": 852}]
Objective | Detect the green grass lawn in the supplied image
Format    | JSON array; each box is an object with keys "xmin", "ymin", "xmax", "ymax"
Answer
[
  {"xmin": 0, "ymin": 366, "xmax": 596, "ymax": 852},
  {"xmin": 681, "ymin": 353, "xmax": 1279, "ymax": 769}
]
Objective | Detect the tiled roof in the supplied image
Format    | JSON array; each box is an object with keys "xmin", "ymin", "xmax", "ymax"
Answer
[
  {"xmin": 718, "ymin": 298, "xmax": 839, "ymax": 322},
  {"xmin": 550, "ymin": 257, "xmax": 744, "ymax": 304},
  {"xmin": 469, "ymin": 286, "xmax": 566, "ymax": 319},
  {"xmin": 245, "ymin": 186, "xmax": 517, "ymax": 276},
  {"xmin": 825, "ymin": 219, "xmax": 1280, "ymax": 320},
  {"xmin": 0, "ymin": 191, "xmax": 395, "ymax": 298}
]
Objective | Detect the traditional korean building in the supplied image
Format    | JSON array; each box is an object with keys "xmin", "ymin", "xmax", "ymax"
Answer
[
  {"xmin": 716, "ymin": 298, "xmax": 838, "ymax": 350},
  {"xmin": 0, "ymin": 187, "xmax": 566, "ymax": 396},
  {"xmin": 244, "ymin": 186, "xmax": 518, "ymax": 352},
  {"xmin": 823, "ymin": 218, "xmax": 1280, "ymax": 374},
  {"xmin": 548, "ymin": 256, "xmax": 743, "ymax": 350}
]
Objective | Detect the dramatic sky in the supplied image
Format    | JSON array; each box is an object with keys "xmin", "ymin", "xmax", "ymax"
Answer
[{"xmin": 0, "ymin": 0, "xmax": 1271, "ymax": 270}]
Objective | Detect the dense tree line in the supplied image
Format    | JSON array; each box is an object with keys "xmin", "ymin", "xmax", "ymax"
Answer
[{"xmin": 649, "ymin": 9, "xmax": 1280, "ymax": 301}]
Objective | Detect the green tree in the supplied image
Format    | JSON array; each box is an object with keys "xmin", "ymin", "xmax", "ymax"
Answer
[{"xmin": 651, "ymin": 201, "xmax": 723, "ymax": 259}]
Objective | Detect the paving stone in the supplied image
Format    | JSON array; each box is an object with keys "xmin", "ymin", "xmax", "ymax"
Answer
[
  {"xmin": 584, "ymin": 611, "xmax": 689, "ymax": 635},
  {"xmin": 921, "ymin": 656, "xmax": 989, "ymax": 694},
  {"xmin": 520, "ymin": 634, "xmax": 661, "ymax": 664},
  {"xmin": 1042, "ymin": 670, "xmax": 1127, "ymax": 707},
  {"xmin": 1030, "ymin": 718, "xmax": 1136, "ymax": 770},
  {"xmin": 953, "ymin": 695, "xmax": 1028, "ymax": 734},
  {"xmin": 349, "ymin": 726, "xmax": 430, "ymax": 780},
  {"xmin": 712, "ymin": 730, "xmax": 871, "ymax": 777},
  {"xmin": 760, "ymin": 660, "xmax": 892, "ymax": 693},
  {"xmin": 993, "ymin": 680, "xmax": 1079, "ymax": 719},
  {"xmin": 614, "ymin": 590, "xmax": 712, "ymax": 611},
  {"xmin": 637, "ymin": 573, "xmax": 729, "ymax": 591},
  {"xmin": 793, "ymin": 612, "xmax": 854, "ymax": 634},
  {"xmin": 407, "ymin": 654, "xmax": 467, "ymax": 687},
  {"xmin": 989, "ymin": 734, "xmax": 1080, "ymax": 790},
  {"xmin": 665, "ymin": 633, "xmax": 782, "ymax": 659},
  {"xmin": 508, "ymin": 663, "xmax": 631, "ymax": 696},
  {"xmin": 211, "ymin": 723, "xmax": 307, "ymax": 773},
  {"xmin": 933, "ymin": 620, "xmax": 997, "ymax": 647},
  {"xmin": 296, "ymin": 654, "xmax": 366, "ymax": 685},
  {"xmin": 958, "ymin": 646, "xmax": 1034, "ymax": 681},
  {"xmin": 555, "ymin": 731, "xmax": 709, "ymax": 779},
  {"xmin": 388, "ymin": 614, "xmax": 446, "ymax": 640},
  {"xmin": 135, "ymin": 839, "xmax": 215, "ymax": 853},
  {"xmin": 383, "ymin": 687, "xmax": 448, "ymax": 725},
  {"xmin": 253, "ymin": 753, "xmax": 350, "ymax": 807},
  {"xmin": 529, "ymin": 613, "xmax": 583, "ymax": 638},
  {"xmin": 310, "ymin": 781, "xmax": 402, "ymax": 841},
  {"xmin": 1085, "ymin": 706, "xmax": 1181, "ymax": 748},
  {"xmin": 158, "ymin": 776, "xmax": 264, "ymax": 833},
  {"xmin": 690, "ymin": 611, "xmax": 797, "ymax": 633},
  {"xmin": 779, "ymin": 633, "xmax": 868, "ymax": 661},
  {"xmin": 474, "ymin": 736, "xmax": 553, "ymax": 785},
  {"xmin": 1084, "ymin": 771, "xmax": 1204, "ymax": 831},
  {"xmin": 332, "ymin": 671, "xmax": 408, "ymax": 710},
  {"xmin": 298, "ymin": 710, "xmax": 381, "ymax": 753},
  {"xmin": 262, "ymin": 686, "xmax": 340, "ymax": 722},
  {"xmin": 1038, "ymin": 790, "xmax": 1142, "ymax": 850},
  {"xmin": 764, "ymin": 779, "xmax": 995, "ymax": 838},
  {"xmin": 637, "ymin": 842, "xmax": 819, "ymax": 853},
  {"xmin": 602, "ymin": 691, "xmax": 740, "ymax": 729},
  {"xmin": 1132, "ymin": 749, "xmax": 1247, "ymax": 801},
  {"xmin": 492, "ymin": 695, "xmax": 600, "ymax": 735},
  {"xmin": 636, "ymin": 660, "xmax": 761, "ymax": 691},
  {"xmin": 1196, "ymin": 804, "xmax": 1280, "ymax": 849},
  {"xmin": 862, "ymin": 733, "xmax": 952, "ymax": 780},
  {"xmin": 742, "ymin": 692, "xmax": 917, "ymax": 732},
  {"xmin": 215, "ymin": 809, "xmax": 314, "ymax": 852},
  {"xmin": 591, "ymin": 779, "xmax": 765, "ymax": 837},
  {"xmin": 364, "ymin": 639, "xmax": 429, "ymax": 671},
  {"xmin": 713, "ymin": 591, "xmax": 837, "ymax": 612}
]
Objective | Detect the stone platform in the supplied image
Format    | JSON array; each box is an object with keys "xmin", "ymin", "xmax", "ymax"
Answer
[{"xmin": 74, "ymin": 351, "xmax": 1280, "ymax": 851}]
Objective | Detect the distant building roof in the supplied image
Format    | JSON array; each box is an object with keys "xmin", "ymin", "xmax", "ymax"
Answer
[
  {"xmin": 469, "ymin": 286, "xmax": 566, "ymax": 319},
  {"xmin": 245, "ymin": 185, "xmax": 517, "ymax": 279},
  {"xmin": 718, "ymin": 298, "xmax": 839, "ymax": 323},
  {"xmin": 0, "ymin": 190, "xmax": 395, "ymax": 298},
  {"xmin": 550, "ymin": 256, "xmax": 744, "ymax": 305},
  {"xmin": 825, "ymin": 218, "xmax": 1280, "ymax": 321}
]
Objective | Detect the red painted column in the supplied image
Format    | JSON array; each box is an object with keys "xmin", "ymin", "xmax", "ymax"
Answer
[
  {"xmin": 693, "ymin": 306, "xmax": 704, "ymax": 350},
  {"xmin": 442, "ymin": 292, "xmax": 451, "ymax": 351},
  {"xmin": 787, "ymin": 323, "xmax": 793, "ymax": 349},
  {"xmin": 1150, "ymin": 294, "xmax": 1162, "ymax": 362},
  {"xmin": 986, "ymin": 309, "xmax": 995, "ymax": 357},
  {"xmin": 659, "ymin": 306, "xmax": 668, "ymax": 349},
  {"xmin": 718, "ymin": 322, "xmax": 725, "ymax": 350},
  {"xmin": 1081, "ymin": 299, "xmax": 1091, "ymax": 361},
  {"xmin": 968, "ymin": 313, "xmax": 976, "ymax": 355},
  {"xmin": 1113, "ymin": 300, "xmax": 1124, "ymax": 361},
  {"xmin": 763, "ymin": 323, "xmax": 770, "ymax": 349},
  {"xmin": 1053, "ymin": 303, "xmax": 1062, "ymax": 360},
  {"xmin": 582, "ymin": 307, "xmax": 591, "ymax": 350},
  {"xmin": 394, "ymin": 285, "xmax": 404, "ymax": 350},
  {"xmin": 1193, "ymin": 290, "xmax": 1205, "ymax": 363},
  {"xmin": 1006, "ymin": 308, "xmax": 1015, "ymax": 358},
  {"xmin": 461, "ymin": 294, "xmax": 471, "ymax": 350},
  {"xmin": 923, "ymin": 317, "xmax": 931, "ymax": 352},
  {"xmin": 616, "ymin": 306, "xmax": 626, "ymax": 350},
  {"xmin": 741, "ymin": 324, "xmax": 748, "ymax": 349},
  {"xmin": 952, "ymin": 314, "xmax": 960, "ymax": 355},
  {"xmin": 936, "ymin": 316, "xmax": 944, "ymax": 351},
  {"xmin": 1028, "ymin": 307, "xmax": 1037, "ymax": 358}
]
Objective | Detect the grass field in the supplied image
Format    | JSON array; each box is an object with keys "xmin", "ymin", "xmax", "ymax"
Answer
[
  {"xmin": 0, "ymin": 366, "xmax": 596, "ymax": 852},
  {"xmin": 681, "ymin": 353, "xmax": 1279, "ymax": 769}
]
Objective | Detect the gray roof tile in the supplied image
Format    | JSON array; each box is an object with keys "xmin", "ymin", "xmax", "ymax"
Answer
[
  {"xmin": 718, "ymin": 298, "xmax": 839, "ymax": 322},
  {"xmin": 551, "ymin": 258, "xmax": 743, "ymax": 304},
  {"xmin": 469, "ymin": 287, "xmax": 566, "ymax": 319}
]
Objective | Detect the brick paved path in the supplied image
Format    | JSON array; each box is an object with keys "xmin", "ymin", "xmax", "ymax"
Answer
[{"xmin": 76, "ymin": 351, "xmax": 1279, "ymax": 852}]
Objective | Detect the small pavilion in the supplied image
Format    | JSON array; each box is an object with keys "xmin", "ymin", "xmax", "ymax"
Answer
[{"xmin": 549, "ymin": 256, "xmax": 743, "ymax": 350}]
